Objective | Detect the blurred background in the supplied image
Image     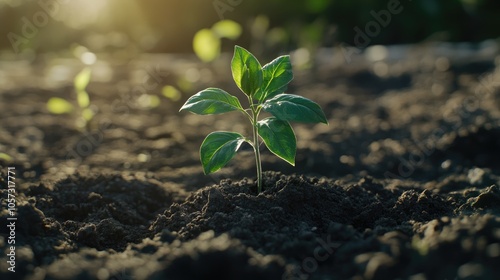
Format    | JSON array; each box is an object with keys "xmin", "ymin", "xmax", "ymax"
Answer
[{"xmin": 1, "ymin": 0, "xmax": 500, "ymax": 58}]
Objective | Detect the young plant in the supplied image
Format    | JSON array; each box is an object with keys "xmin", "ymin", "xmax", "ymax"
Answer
[
  {"xmin": 180, "ymin": 46, "xmax": 327, "ymax": 192},
  {"xmin": 193, "ymin": 20, "xmax": 242, "ymax": 62},
  {"xmin": 0, "ymin": 152, "xmax": 12, "ymax": 162},
  {"xmin": 47, "ymin": 68, "xmax": 95, "ymax": 130}
]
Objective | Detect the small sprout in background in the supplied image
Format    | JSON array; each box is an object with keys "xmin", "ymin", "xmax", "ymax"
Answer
[
  {"xmin": 193, "ymin": 20, "xmax": 242, "ymax": 63},
  {"xmin": 211, "ymin": 20, "xmax": 242, "ymax": 40},
  {"xmin": 0, "ymin": 152, "xmax": 13, "ymax": 162},
  {"xmin": 162, "ymin": 85, "xmax": 182, "ymax": 102},
  {"xmin": 74, "ymin": 67, "xmax": 94, "ymax": 130},
  {"xmin": 161, "ymin": 71, "xmax": 201, "ymax": 104},
  {"xmin": 47, "ymin": 68, "xmax": 96, "ymax": 131},
  {"xmin": 180, "ymin": 46, "xmax": 328, "ymax": 193},
  {"xmin": 47, "ymin": 97, "xmax": 74, "ymax": 114},
  {"xmin": 193, "ymin": 29, "xmax": 219, "ymax": 63}
]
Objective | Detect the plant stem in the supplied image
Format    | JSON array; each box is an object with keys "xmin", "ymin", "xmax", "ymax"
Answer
[
  {"xmin": 248, "ymin": 96, "xmax": 263, "ymax": 193},
  {"xmin": 252, "ymin": 110, "xmax": 263, "ymax": 193}
]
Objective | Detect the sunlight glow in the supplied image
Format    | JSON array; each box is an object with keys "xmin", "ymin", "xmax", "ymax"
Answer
[{"xmin": 57, "ymin": 0, "xmax": 110, "ymax": 29}]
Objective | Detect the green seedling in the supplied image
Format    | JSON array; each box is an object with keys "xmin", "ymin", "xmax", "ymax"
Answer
[
  {"xmin": 47, "ymin": 68, "xmax": 94, "ymax": 130},
  {"xmin": 193, "ymin": 20, "xmax": 242, "ymax": 62},
  {"xmin": 180, "ymin": 46, "xmax": 327, "ymax": 192},
  {"xmin": 0, "ymin": 152, "xmax": 12, "ymax": 162}
]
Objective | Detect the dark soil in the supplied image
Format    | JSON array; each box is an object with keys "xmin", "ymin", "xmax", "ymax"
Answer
[{"xmin": 1, "ymin": 44, "xmax": 500, "ymax": 279}]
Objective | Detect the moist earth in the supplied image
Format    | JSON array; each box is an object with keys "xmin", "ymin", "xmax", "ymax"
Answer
[{"xmin": 1, "ymin": 44, "xmax": 500, "ymax": 279}]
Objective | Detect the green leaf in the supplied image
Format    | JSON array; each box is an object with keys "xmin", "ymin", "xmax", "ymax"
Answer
[
  {"xmin": 254, "ymin": 55, "xmax": 293, "ymax": 101},
  {"xmin": 231, "ymin": 45, "xmax": 263, "ymax": 96},
  {"xmin": 74, "ymin": 68, "xmax": 91, "ymax": 109},
  {"xmin": 76, "ymin": 90, "xmax": 90, "ymax": 109},
  {"xmin": 193, "ymin": 29, "xmax": 220, "ymax": 62},
  {"xmin": 306, "ymin": 0, "xmax": 330, "ymax": 13},
  {"xmin": 257, "ymin": 117, "xmax": 296, "ymax": 165},
  {"xmin": 262, "ymin": 94, "xmax": 328, "ymax": 124},
  {"xmin": 0, "ymin": 152, "xmax": 12, "ymax": 162},
  {"xmin": 74, "ymin": 68, "xmax": 91, "ymax": 93},
  {"xmin": 212, "ymin": 20, "xmax": 242, "ymax": 40},
  {"xmin": 82, "ymin": 107, "xmax": 95, "ymax": 122},
  {"xmin": 47, "ymin": 97, "xmax": 74, "ymax": 114},
  {"xmin": 200, "ymin": 131, "xmax": 246, "ymax": 174},
  {"xmin": 180, "ymin": 88, "xmax": 243, "ymax": 115},
  {"xmin": 162, "ymin": 85, "xmax": 182, "ymax": 101}
]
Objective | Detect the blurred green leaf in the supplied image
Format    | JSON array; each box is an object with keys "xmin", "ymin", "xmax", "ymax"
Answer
[
  {"xmin": 76, "ymin": 90, "xmax": 90, "ymax": 109},
  {"xmin": 0, "ymin": 153, "xmax": 13, "ymax": 162},
  {"xmin": 74, "ymin": 68, "xmax": 91, "ymax": 92},
  {"xmin": 149, "ymin": 95, "xmax": 161, "ymax": 108},
  {"xmin": 75, "ymin": 68, "xmax": 92, "ymax": 108},
  {"xmin": 162, "ymin": 85, "xmax": 182, "ymax": 101},
  {"xmin": 193, "ymin": 29, "xmax": 220, "ymax": 62},
  {"xmin": 212, "ymin": 20, "xmax": 242, "ymax": 40},
  {"xmin": 306, "ymin": 0, "xmax": 330, "ymax": 13},
  {"xmin": 47, "ymin": 97, "xmax": 74, "ymax": 114},
  {"xmin": 82, "ymin": 107, "xmax": 95, "ymax": 121},
  {"xmin": 177, "ymin": 77, "xmax": 193, "ymax": 92}
]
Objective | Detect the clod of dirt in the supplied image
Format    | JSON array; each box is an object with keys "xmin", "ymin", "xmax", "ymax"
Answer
[
  {"xmin": 35, "ymin": 231, "xmax": 286, "ymax": 280},
  {"xmin": 411, "ymin": 215, "xmax": 500, "ymax": 279},
  {"xmin": 23, "ymin": 174, "xmax": 180, "ymax": 251},
  {"xmin": 464, "ymin": 185, "xmax": 500, "ymax": 212}
]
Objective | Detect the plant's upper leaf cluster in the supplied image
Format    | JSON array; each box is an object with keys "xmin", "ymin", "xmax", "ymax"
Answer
[
  {"xmin": 232, "ymin": 46, "xmax": 293, "ymax": 102},
  {"xmin": 180, "ymin": 45, "xmax": 328, "ymax": 175}
]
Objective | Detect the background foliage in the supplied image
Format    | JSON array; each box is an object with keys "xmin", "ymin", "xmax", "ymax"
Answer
[{"xmin": 0, "ymin": 0, "xmax": 499, "ymax": 55}]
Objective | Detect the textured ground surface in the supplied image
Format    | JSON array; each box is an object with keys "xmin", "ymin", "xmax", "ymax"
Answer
[{"xmin": 1, "ymin": 44, "xmax": 500, "ymax": 279}]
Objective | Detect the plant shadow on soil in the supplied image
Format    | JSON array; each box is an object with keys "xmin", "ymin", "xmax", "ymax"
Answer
[{"xmin": 1, "ymin": 46, "xmax": 500, "ymax": 279}]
